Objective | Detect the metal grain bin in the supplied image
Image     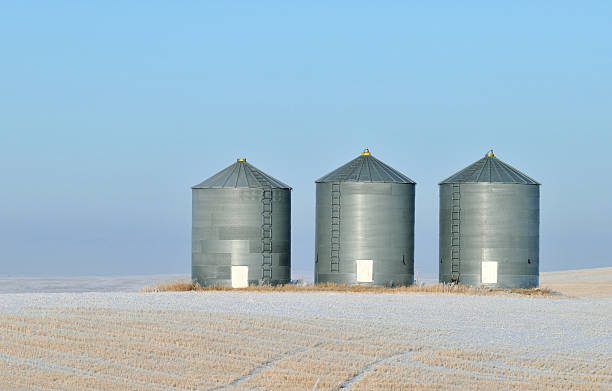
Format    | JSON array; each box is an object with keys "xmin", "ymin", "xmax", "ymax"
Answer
[
  {"xmin": 192, "ymin": 158, "xmax": 291, "ymax": 287},
  {"xmin": 439, "ymin": 151, "xmax": 540, "ymax": 288},
  {"xmin": 315, "ymin": 149, "xmax": 416, "ymax": 286}
]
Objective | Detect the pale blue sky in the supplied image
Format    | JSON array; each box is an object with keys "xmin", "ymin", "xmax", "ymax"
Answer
[{"xmin": 1, "ymin": 2, "xmax": 611, "ymax": 276}]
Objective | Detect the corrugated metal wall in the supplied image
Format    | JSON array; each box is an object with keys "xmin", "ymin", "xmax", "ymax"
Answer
[
  {"xmin": 439, "ymin": 183, "xmax": 540, "ymax": 288},
  {"xmin": 315, "ymin": 182, "xmax": 415, "ymax": 286},
  {"xmin": 192, "ymin": 188, "xmax": 291, "ymax": 286}
]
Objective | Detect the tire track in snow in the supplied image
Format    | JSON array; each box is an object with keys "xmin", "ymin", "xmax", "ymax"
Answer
[
  {"xmin": 213, "ymin": 344, "xmax": 318, "ymax": 391},
  {"xmin": 337, "ymin": 350, "xmax": 417, "ymax": 390}
]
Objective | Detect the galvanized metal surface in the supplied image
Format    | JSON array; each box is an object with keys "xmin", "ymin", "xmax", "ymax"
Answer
[
  {"xmin": 193, "ymin": 159, "xmax": 291, "ymax": 189},
  {"xmin": 439, "ymin": 151, "xmax": 539, "ymax": 185},
  {"xmin": 317, "ymin": 153, "xmax": 415, "ymax": 184},
  {"xmin": 315, "ymin": 153, "xmax": 415, "ymax": 286},
  {"xmin": 439, "ymin": 153, "xmax": 540, "ymax": 288},
  {"xmin": 192, "ymin": 159, "xmax": 291, "ymax": 287}
]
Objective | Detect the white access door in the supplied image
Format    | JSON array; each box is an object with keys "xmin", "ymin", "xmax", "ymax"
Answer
[
  {"xmin": 356, "ymin": 259, "xmax": 373, "ymax": 283},
  {"xmin": 481, "ymin": 261, "xmax": 498, "ymax": 284},
  {"xmin": 231, "ymin": 266, "xmax": 249, "ymax": 288}
]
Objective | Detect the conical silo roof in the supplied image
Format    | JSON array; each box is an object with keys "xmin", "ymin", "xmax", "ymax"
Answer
[
  {"xmin": 316, "ymin": 149, "xmax": 415, "ymax": 184},
  {"xmin": 192, "ymin": 158, "xmax": 291, "ymax": 189},
  {"xmin": 439, "ymin": 151, "xmax": 540, "ymax": 185}
]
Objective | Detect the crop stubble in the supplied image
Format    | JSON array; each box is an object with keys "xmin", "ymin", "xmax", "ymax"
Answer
[{"xmin": 0, "ymin": 291, "xmax": 610, "ymax": 390}]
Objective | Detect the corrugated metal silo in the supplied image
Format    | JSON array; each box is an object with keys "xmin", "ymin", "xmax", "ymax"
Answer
[
  {"xmin": 192, "ymin": 158, "xmax": 291, "ymax": 287},
  {"xmin": 315, "ymin": 149, "xmax": 416, "ymax": 286},
  {"xmin": 439, "ymin": 151, "xmax": 540, "ymax": 288}
]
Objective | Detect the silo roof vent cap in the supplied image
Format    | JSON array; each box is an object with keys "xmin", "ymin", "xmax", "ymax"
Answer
[
  {"xmin": 237, "ymin": 158, "xmax": 246, "ymax": 162},
  {"xmin": 486, "ymin": 149, "xmax": 494, "ymax": 157},
  {"xmin": 361, "ymin": 148, "xmax": 371, "ymax": 156}
]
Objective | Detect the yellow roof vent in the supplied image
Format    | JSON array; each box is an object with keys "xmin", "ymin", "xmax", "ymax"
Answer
[
  {"xmin": 486, "ymin": 149, "xmax": 494, "ymax": 157},
  {"xmin": 237, "ymin": 158, "xmax": 246, "ymax": 162},
  {"xmin": 361, "ymin": 148, "xmax": 371, "ymax": 156}
]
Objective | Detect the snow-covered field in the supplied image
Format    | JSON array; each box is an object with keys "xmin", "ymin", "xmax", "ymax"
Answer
[
  {"xmin": 0, "ymin": 290, "xmax": 611, "ymax": 390},
  {"xmin": 0, "ymin": 268, "xmax": 611, "ymax": 390},
  {"xmin": 0, "ymin": 274, "xmax": 187, "ymax": 294}
]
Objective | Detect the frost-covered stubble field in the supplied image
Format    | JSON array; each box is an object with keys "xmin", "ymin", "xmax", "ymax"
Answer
[
  {"xmin": 1, "ymin": 293, "xmax": 611, "ymax": 390},
  {"xmin": 1, "ymin": 272, "xmax": 611, "ymax": 390}
]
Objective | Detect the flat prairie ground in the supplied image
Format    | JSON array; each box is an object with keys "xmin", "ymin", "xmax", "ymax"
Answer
[
  {"xmin": 540, "ymin": 267, "xmax": 612, "ymax": 297},
  {"xmin": 0, "ymin": 269, "xmax": 611, "ymax": 390}
]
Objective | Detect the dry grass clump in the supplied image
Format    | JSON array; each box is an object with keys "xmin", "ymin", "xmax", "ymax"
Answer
[
  {"xmin": 140, "ymin": 280, "xmax": 559, "ymax": 296},
  {"xmin": 141, "ymin": 280, "xmax": 197, "ymax": 292}
]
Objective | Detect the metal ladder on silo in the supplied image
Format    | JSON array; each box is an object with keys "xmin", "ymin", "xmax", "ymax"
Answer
[
  {"xmin": 261, "ymin": 188, "xmax": 273, "ymax": 280},
  {"xmin": 330, "ymin": 182, "xmax": 341, "ymax": 272},
  {"xmin": 251, "ymin": 169, "xmax": 273, "ymax": 281},
  {"xmin": 450, "ymin": 184, "xmax": 461, "ymax": 283},
  {"xmin": 328, "ymin": 156, "xmax": 364, "ymax": 273}
]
